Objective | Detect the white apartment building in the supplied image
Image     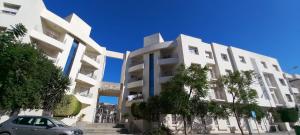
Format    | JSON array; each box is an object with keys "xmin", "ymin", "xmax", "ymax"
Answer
[
  {"xmin": 0, "ymin": 0, "xmax": 126, "ymax": 125},
  {"xmin": 284, "ymin": 73, "xmax": 300, "ymax": 104},
  {"xmin": 121, "ymin": 33, "xmax": 299, "ymax": 134},
  {"xmin": 1, "ymin": 0, "xmax": 299, "ymax": 133}
]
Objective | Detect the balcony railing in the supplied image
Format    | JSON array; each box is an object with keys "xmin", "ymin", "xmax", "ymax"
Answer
[
  {"xmin": 85, "ymin": 52, "xmax": 98, "ymax": 62},
  {"xmin": 78, "ymin": 92, "xmax": 93, "ymax": 98},
  {"xmin": 44, "ymin": 30, "xmax": 60, "ymax": 41},
  {"xmin": 126, "ymin": 94, "xmax": 144, "ymax": 107},
  {"xmin": 131, "ymin": 61, "xmax": 144, "ymax": 67},
  {"xmin": 160, "ymin": 71, "xmax": 174, "ymax": 77},
  {"xmin": 47, "ymin": 56, "xmax": 57, "ymax": 64},
  {"xmin": 127, "ymin": 80, "xmax": 143, "ymax": 89},
  {"xmin": 127, "ymin": 94, "xmax": 143, "ymax": 101}
]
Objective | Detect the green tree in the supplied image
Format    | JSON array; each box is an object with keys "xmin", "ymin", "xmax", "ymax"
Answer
[
  {"xmin": 160, "ymin": 64, "xmax": 209, "ymax": 135},
  {"xmin": 220, "ymin": 70, "xmax": 261, "ymax": 135},
  {"xmin": 208, "ymin": 101, "xmax": 230, "ymax": 120},
  {"xmin": 0, "ymin": 24, "xmax": 70, "ymax": 116},
  {"xmin": 40, "ymin": 67, "xmax": 70, "ymax": 116}
]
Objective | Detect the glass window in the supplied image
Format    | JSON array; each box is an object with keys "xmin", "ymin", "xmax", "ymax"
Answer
[
  {"xmin": 188, "ymin": 46, "xmax": 199, "ymax": 55},
  {"xmin": 172, "ymin": 114, "xmax": 177, "ymax": 124},
  {"xmin": 13, "ymin": 117, "xmax": 34, "ymax": 125},
  {"xmin": 285, "ymin": 94, "xmax": 293, "ymax": 102},
  {"xmin": 226, "ymin": 118, "xmax": 230, "ymax": 125},
  {"xmin": 33, "ymin": 118, "xmax": 54, "ymax": 127},
  {"xmin": 221, "ymin": 54, "xmax": 228, "ymax": 61},
  {"xmin": 273, "ymin": 65, "xmax": 279, "ymax": 71},
  {"xmin": 214, "ymin": 118, "xmax": 219, "ymax": 125},
  {"xmin": 225, "ymin": 69, "xmax": 232, "ymax": 75},
  {"xmin": 51, "ymin": 118, "xmax": 67, "ymax": 127},
  {"xmin": 279, "ymin": 79, "xmax": 286, "ymax": 86},
  {"xmin": 239, "ymin": 56, "xmax": 246, "ymax": 63},
  {"xmin": 208, "ymin": 67, "xmax": 216, "ymax": 79},
  {"xmin": 261, "ymin": 61, "xmax": 267, "ymax": 68},
  {"xmin": 2, "ymin": 3, "xmax": 21, "ymax": 15},
  {"xmin": 205, "ymin": 51, "xmax": 213, "ymax": 59}
]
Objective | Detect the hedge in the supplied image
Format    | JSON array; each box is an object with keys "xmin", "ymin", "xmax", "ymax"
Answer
[
  {"xmin": 53, "ymin": 95, "xmax": 82, "ymax": 117},
  {"xmin": 278, "ymin": 108, "xmax": 299, "ymax": 123},
  {"xmin": 131, "ymin": 102, "xmax": 146, "ymax": 119}
]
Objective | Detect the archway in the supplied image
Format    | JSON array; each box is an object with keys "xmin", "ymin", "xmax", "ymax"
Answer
[{"xmin": 95, "ymin": 51, "xmax": 128, "ymax": 123}]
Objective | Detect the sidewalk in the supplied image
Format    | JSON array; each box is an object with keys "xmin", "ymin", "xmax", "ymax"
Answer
[{"xmin": 200, "ymin": 132, "xmax": 295, "ymax": 135}]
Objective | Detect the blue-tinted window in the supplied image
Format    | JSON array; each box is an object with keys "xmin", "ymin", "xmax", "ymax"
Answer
[
  {"xmin": 149, "ymin": 54, "xmax": 154, "ymax": 97},
  {"xmin": 63, "ymin": 40, "xmax": 79, "ymax": 75}
]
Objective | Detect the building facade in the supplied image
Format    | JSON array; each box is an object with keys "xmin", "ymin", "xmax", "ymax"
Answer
[
  {"xmin": 0, "ymin": 0, "xmax": 125, "ymax": 125},
  {"xmin": 121, "ymin": 33, "xmax": 299, "ymax": 134},
  {"xmin": 284, "ymin": 73, "xmax": 300, "ymax": 104},
  {"xmin": 1, "ymin": 0, "xmax": 299, "ymax": 133}
]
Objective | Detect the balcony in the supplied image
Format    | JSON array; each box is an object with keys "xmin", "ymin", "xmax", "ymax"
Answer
[
  {"xmin": 129, "ymin": 63, "xmax": 144, "ymax": 73},
  {"xmin": 160, "ymin": 76, "xmax": 173, "ymax": 83},
  {"xmin": 82, "ymin": 55, "xmax": 100, "ymax": 69},
  {"xmin": 130, "ymin": 56, "xmax": 144, "ymax": 67},
  {"xmin": 211, "ymin": 88, "xmax": 226, "ymax": 101},
  {"xmin": 126, "ymin": 94, "xmax": 144, "ymax": 107},
  {"xmin": 127, "ymin": 80, "xmax": 143, "ymax": 89},
  {"xmin": 47, "ymin": 56, "xmax": 57, "ymax": 63},
  {"xmin": 40, "ymin": 17, "xmax": 66, "ymax": 43},
  {"xmin": 76, "ymin": 73, "xmax": 97, "ymax": 86},
  {"xmin": 85, "ymin": 50, "xmax": 99, "ymax": 62},
  {"xmin": 159, "ymin": 57, "xmax": 178, "ymax": 65},
  {"xmin": 30, "ymin": 30, "xmax": 64, "ymax": 51},
  {"xmin": 74, "ymin": 93, "xmax": 93, "ymax": 105}
]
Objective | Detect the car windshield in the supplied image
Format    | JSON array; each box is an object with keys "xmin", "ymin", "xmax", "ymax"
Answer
[{"xmin": 50, "ymin": 118, "xmax": 68, "ymax": 127}]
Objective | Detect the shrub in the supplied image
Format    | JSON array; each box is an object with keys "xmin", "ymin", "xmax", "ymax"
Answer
[
  {"xmin": 278, "ymin": 108, "xmax": 299, "ymax": 122},
  {"xmin": 143, "ymin": 126, "xmax": 173, "ymax": 135},
  {"xmin": 53, "ymin": 95, "xmax": 82, "ymax": 117},
  {"xmin": 131, "ymin": 102, "xmax": 146, "ymax": 119}
]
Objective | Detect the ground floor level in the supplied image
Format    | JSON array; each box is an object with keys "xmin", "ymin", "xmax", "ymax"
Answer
[{"xmin": 126, "ymin": 114, "xmax": 293, "ymax": 134}]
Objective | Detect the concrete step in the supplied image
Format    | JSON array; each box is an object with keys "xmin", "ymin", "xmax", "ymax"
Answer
[
  {"xmin": 84, "ymin": 133, "xmax": 132, "ymax": 135},
  {"xmin": 79, "ymin": 123, "xmax": 130, "ymax": 135}
]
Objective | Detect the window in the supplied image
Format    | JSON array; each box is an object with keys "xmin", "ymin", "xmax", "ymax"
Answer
[
  {"xmin": 208, "ymin": 67, "xmax": 216, "ymax": 79},
  {"xmin": 279, "ymin": 79, "xmax": 286, "ymax": 86},
  {"xmin": 221, "ymin": 53, "xmax": 228, "ymax": 61},
  {"xmin": 0, "ymin": 26, "xmax": 6, "ymax": 32},
  {"xmin": 13, "ymin": 117, "xmax": 34, "ymax": 125},
  {"xmin": 214, "ymin": 118, "xmax": 219, "ymax": 125},
  {"xmin": 273, "ymin": 65, "xmax": 279, "ymax": 71},
  {"xmin": 226, "ymin": 118, "xmax": 230, "ymax": 125},
  {"xmin": 271, "ymin": 93, "xmax": 279, "ymax": 104},
  {"xmin": 188, "ymin": 46, "xmax": 199, "ymax": 55},
  {"xmin": 225, "ymin": 69, "xmax": 232, "ymax": 75},
  {"xmin": 285, "ymin": 94, "xmax": 293, "ymax": 102},
  {"xmin": 239, "ymin": 56, "xmax": 246, "ymax": 63},
  {"xmin": 261, "ymin": 61, "xmax": 267, "ymax": 68},
  {"xmin": 205, "ymin": 51, "xmax": 213, "ymax": 59},
  {"xmin": 172, "ymin": 114, "xmax": 177, "ymax": 124},
  {"xmin": 2, "ymin": 3, "xmax": 21, "ymax": 15},
  {"xmin": 33, "ymin": 118, "xmax": 54, "ymax": 127}
]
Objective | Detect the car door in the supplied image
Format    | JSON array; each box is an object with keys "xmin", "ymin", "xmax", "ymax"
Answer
[
  {"xmin": 10, "ymin": 117, "xmax": 36, "ymax": 135},
  {"xmin": 31, "ymin": 117, "xmax": 56, "ymax": 135}
]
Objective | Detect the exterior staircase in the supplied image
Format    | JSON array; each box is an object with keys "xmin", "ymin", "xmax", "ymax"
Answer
[{"xmin": 76, "ymin": 123, "xmax": 132, "ymax": 135}]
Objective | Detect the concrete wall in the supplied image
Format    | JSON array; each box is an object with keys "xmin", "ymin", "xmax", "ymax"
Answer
[{"xmin": 122, "ymin": 33, "xmax": 296, "ymax": 133}]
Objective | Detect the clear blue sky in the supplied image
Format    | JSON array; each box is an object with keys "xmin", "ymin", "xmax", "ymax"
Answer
[{"xmin": 44, "ymin": 0, "xmax": 300, "ymax": 104}]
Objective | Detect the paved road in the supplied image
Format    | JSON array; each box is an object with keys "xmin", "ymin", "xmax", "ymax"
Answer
[{"xmin": 193, "ymin": 132, "xmax": 296, "ymax": 135}]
